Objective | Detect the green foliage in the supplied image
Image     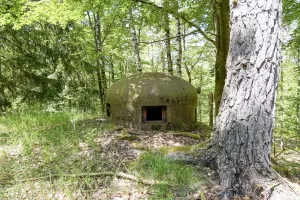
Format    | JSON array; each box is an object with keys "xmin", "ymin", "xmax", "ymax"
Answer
[{"xmin": 130, "ymin": 151, "xmax": 201, "ymax": 199}]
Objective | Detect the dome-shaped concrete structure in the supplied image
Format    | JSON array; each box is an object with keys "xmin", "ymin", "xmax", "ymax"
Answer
[{"xmin": 106, "ymin": 72, "xmax": 197, "ymax": 130}]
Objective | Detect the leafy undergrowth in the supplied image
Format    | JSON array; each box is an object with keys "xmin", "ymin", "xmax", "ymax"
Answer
[{"xmin": 0, "ymin": 109, "xmax": 209, "ymax": 199}]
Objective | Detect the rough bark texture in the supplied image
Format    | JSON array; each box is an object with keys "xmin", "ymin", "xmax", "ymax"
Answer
[
  {"xmin": 213, "ymin": 0, "xmax": 230, "ymax": 116},
  {"xmin": 176, "ymin": 17, "xmax": 182, "ymax": 77},
  {"xmin": 130, "ymin": 22, "xmax": 142, "ymax": 73},
  {"xmin": 210, "ymin": 0, "xmax": 298, "ymax": 199},
  {"xmin": 163, "ymin": 0, "xmax": 173, "ymax": 75}
]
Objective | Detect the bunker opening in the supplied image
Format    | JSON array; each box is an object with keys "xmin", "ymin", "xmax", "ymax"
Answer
[{"xmin": 143, "ymin": 106, "xmax": 167, "ymax": 123}]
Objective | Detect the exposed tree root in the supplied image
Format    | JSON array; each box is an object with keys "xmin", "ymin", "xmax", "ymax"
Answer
[{"xmin": 215, "ymin": 168, "xmax": 300, "ymax": 200}]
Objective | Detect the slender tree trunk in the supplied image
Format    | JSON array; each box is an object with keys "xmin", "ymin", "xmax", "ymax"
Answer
[
  {"xmin": 213, "ymin": 0, "xmax": 230, "ymax": 116},
  {"xmin": 130, "ymin": 11, "xmax": 142, "ymax": 73},
  {"xmin": 199, "ymin": 65, "xmax": 203, "ymax": 123},
  {"xmin": 110, "ymin": 55, "xmax": 115, "ymax": 83},
  {"xmin": 91, "ymin": 12, "xmax": 107, "ymax": 114},
  {"xmin": 176, "ymin": 17, "xmax": 182, "ymax": 77},
  {"xmin": 297, "ymin": 49, "xmax": 300, "ymax": 134},
  {"xmin": 161, "ymin": 48, "xmax": 166, "ymax": 72},
  {"xmin": 208, "ymin": 91, "xmax": 214, "ymax": 127},
  {"xmin": 163, "ymin": 0, "xmax": 173, "ymax": 75},
  {"xmin": 0, "ymin": 62, "xmax": 6, "ymax": 113},
  {"xmin": 186, "ymin": 67, "xmax": 192, "ymax": 83},
  {"xmin": 279, "ymin": 68, "xmax": 284, "ymax": 136},
  {"xmin": 182, "ymin": 23, "xmax": 190, "ymax": 82},
  {"xmin": 211, "ymin": 1, "xmax": 285, "ymax": 199}
]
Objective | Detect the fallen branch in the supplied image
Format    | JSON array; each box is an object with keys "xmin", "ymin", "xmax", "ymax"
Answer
[{"xmin": 12, "ymin": 171, "xmax": 168, "ymax": 186}]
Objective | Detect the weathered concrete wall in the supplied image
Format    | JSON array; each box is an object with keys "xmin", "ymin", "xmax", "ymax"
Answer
[{"xmin": 106, "ymin": 72, "xmax": 197, "ymax": 130}]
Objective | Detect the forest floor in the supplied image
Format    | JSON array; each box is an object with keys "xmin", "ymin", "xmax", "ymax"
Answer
[{"xmin": 0, "ymin": 111, "xmax": 299, "ymax": 200}]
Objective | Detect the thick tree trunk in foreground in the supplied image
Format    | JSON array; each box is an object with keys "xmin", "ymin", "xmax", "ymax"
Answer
[{"xmin": 209, "ymin": 1, "xmax": 299, "ymax": 199}]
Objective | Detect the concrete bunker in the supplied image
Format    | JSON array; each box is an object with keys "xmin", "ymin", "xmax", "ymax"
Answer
[{"xmin": 106, "ymin": 72, "xmax": 197, "ymax": 130}]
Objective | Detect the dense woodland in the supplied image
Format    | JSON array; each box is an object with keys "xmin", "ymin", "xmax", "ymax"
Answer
[{"xmin": 0, "ymin": 0, "xmax": 300, "ymax": 199}]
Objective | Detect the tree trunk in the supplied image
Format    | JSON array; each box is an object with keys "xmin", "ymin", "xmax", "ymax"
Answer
[
  {"xmin": 130, "ymin": 12, "xmax": 142, "ymax": 73},
  {"xmin": 297, "ymin": 49, "xmax": 300, "ymax": 134},
  {"xmin": 163, "ymin": 0, "xmax": 173, "ymax": 75},
  {"xmin": 185, "ymin": 63, "xmax": 192, "ymax": 83},
  {"xmin": 213, "ymin": 0, "xmax": 230, "ymax": 116},
  {"xmin": 176, "ymin": 17, "xmax": 182, "ymax": 77},
  {"xmin": 199, "ymin": 65, "xmax": 203, "ymax": 123},
  {"xmin": 161, "ymin": 48, "xmax": 166, "ymax": 72},
  {"xmin": 91, "ymin": 12, "xmax": 107, "ymax": 114},
  {"xmin": 208, "ymin": 91, "xmax": 214, "ymax": 127},
  {"xmin": 210, "ymin": 1, "xmax": 291, "ymax": 199},
  {"xmin": 110, "ymin": 55, "xmax": 115, "ymax": 83},
  {"xmin": 0, "ymin": 62, "xmax": 6, "ymax": 113}
]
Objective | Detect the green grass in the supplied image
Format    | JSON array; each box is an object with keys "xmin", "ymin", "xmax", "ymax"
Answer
[
  {"xmin": 130, "ymin": 152, "xmax": 201, "ymax": 199},
  {"xmin": 0, "ymin": 109, "xmax": 112, "ymax": 199},
  {"xmin": 0, "ymin": 108, "xmax": 205, "ymax": 199}
]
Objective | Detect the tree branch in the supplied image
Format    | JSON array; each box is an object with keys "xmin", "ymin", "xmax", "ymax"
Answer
[
  {"xmin": 139, "ymin": 30, "xmax": 199, "ymax": 44},
  {"xmin": 132, "ymin": 0, "xmax": 216, "ymax": 46},
  {"xmin": 11, "ymin": 171, "xmax": 168, "ymax": 186}
]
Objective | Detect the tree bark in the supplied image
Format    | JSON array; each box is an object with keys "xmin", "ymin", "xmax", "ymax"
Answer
[
  {"xmin": 161, "ymin": 48, "xmax": 166, "ymax": 72},
  {"xmin": 89, "ymin": 12, "xmax": 107, "ymax": 114},
  {"xmin": 163, "ymin": 0, "xmax": 173, "ymax": 75},
  {"xmin": 208, "ymin": 91, "xmax": 214, "ymax": 127},
  {"xmin": 213, "ymin": 0, "xmax": 230, "ymax": 117},
  {"xmin": 297, "ymin": 49, "xmax": 300, "ymax": 134},
  {"xmin": 130, "ymin": 10, "xmax": 142, "ymax": 73},
  {"xmin": 109, "ymin": 55, "xmax": 115, "ymax": 83},
  {"xmin": 176, "ymin": 17, "xmax": 182, "ymax": 77},
  {"xmin": 0, "ymin": 62, "xmax": 6, "ymax": 113},
  {"xmin": 210, "ymin": 1, "xmax": 291, "ymax": 199}
]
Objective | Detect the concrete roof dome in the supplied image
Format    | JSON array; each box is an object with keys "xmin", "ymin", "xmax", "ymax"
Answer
[
  {"xmin": 106, "ymin": 72, "xmax": 197, "ymax": 130},
  {"xmin": 107, "ymin": 72, "xmax": 197, "ymax": 105}
]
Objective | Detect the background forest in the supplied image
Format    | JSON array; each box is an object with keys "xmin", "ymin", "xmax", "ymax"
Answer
[
  {"xmin": 0, "ymin": 0, "xmax": 299, "ymax": 134},
  {"xmin": 0, "ymin": 0, "xmax": 299, "ymax": 199}
]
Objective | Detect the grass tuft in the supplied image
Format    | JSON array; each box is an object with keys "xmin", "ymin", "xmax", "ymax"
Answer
[{"xmin": 130, "ymin": 151, "xmax": 201, "ymax": 199}]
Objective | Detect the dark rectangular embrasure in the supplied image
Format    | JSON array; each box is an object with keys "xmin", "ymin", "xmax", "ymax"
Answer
[{"xmin": 142, "ymin": 106, "xmax": 167, "ymax": 123}]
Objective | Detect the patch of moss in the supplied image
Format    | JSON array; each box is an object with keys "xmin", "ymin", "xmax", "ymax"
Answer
[
  {"xmin": 131, "ymin": 142, "xmax": 149, "ymax": 150},
  {"xmin": 160, "ymin": 146, "xmax": 193, "ymax": 154},
  {"xmin": 116, "ymin": 131, "xmax": 141, "ymax": 141},
  {"xmin": 159, "ymin": 140, "xmax": 210, "ymax": 154},
  {"xmin": 167, "ymin": 122, "xmax": 198, "ymax": 132},
  {"xmin": 173, "ymin": 132, "xmax": 201, "ymax": 140}
]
